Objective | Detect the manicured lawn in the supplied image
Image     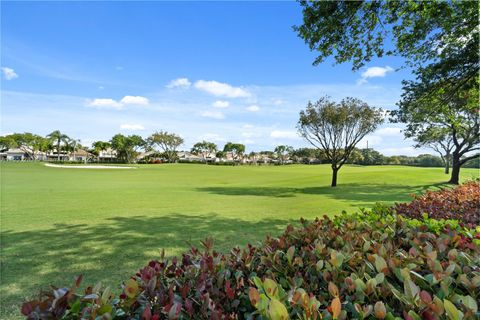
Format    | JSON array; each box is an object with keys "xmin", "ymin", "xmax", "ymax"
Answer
[{"xmin": 0, "ymin": 162, "xmax": 478, "ymax": 318}]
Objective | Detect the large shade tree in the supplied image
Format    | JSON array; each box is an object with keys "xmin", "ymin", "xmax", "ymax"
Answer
[
  {"xmin": 148, "ymin": 131, "xmax": 184, "ymax": 163},
  {"xmin": 295, "ymin": 0, "xmax": 479, "ymax": 184},
  {"xmin": 298, "ymin": 96, "xmax": 384, "ymax": 187},
  {"xmin": 0, "ymin": 133, "xmax": 45, "ymax": 160}
]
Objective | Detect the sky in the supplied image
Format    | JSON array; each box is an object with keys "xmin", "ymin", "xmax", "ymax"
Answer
[{"xmin": 1, "ymin": 1, "xmax": 429, "ymax": 156}]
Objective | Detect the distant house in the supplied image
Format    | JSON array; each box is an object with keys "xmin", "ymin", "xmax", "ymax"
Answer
[
  {"xmin": 98, "ymin": 148, "xmax": 117, "ymax": 162},
  {"xmin": 177, "ymin": 151, "xmax": 203, "ymax": 162},
  {"xmin": 68, "ymin": 149, "xmax": 93, "ymax": 162},
  {"xmin": 2, "ymin": 148, "xmax": 32, "ymax": 161}
]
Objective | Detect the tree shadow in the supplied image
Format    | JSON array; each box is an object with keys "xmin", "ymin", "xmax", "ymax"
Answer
[
  {"xmin": 0, "ymin": 214, "xmax": 294, "ymax": 318},
  {"xmin": 198, "ymin": 182, "xmax": 448, "ymax": 205}
]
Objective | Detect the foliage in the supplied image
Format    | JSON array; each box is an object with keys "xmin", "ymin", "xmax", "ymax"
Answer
[
  {"xmin": 148, "ymin": 131, "xmax": 184, "ymax": 163},
  {"xmin": 191, "ymin": 141, "xmax": 217, "ymax": 162},
  {"xmin": 274, "ymin": 145, "xmax": 294, "ymax": 164},
  {"xmin": 223, "ymin": 142, "xmax": 245, "ymax": 162},
  {"xmin": 1, "ymin": 132, "xmax": 49, "ymax": 160},
  {"xmin": 22, "ymin": 201, "xmax": 479, "ymax": 319},
  {"xmin": 298, "ymin": 96, "xmax": 384, "ymax": 186},
  {"xmin": 110, "ymin": 134, "xmax": 146, "ymax": 163},
  {"xmin": 48, "ymin": 130, "xmax": 70, "ymax": 161},
  {"xmin": 395, "ymin": 180, "xmax": 480, "ymax": 229}
]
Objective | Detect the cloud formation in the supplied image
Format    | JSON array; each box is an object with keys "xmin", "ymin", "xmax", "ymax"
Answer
[
  {"xmin": 120, "ymin": 95, "xmax": 149, "ymax": 105},
  {"xmin": 87, "ymin": 95, "xmax": 149, "ymax": 109},
  {"xmin": 194, "ymin": 80, "xmax": 250, "ymax": 98},
  {"xmin": 246, "ymin": 105, "xmax": 260, "ymax": 112},
  {"xmin": 166, "ymin": 78, "xmax": 191, "ymax": 89},
  {"xmin": 87, "ymin": 98, "xmax": 123, "ymax": 109},
  {"xmin": 358, "ymin": 66, "xmax": 394, "ymax": 84},
  {"xmin": 1, "ymin": 67, "xmax": 19, "ymax": 80}
]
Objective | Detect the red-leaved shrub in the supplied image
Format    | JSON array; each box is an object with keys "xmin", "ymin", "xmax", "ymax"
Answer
[{"xmin": 395, "ymin": 180, "xmax": 480, "ymax": 228}]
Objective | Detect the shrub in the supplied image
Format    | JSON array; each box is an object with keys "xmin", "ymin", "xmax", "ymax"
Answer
[
  {"xmin": 395, "ymin": 180, "xmax": 480, "ymax": 228},
  {"xmin": 21, "ymin": 206, "xmax": 479, "ymax": 319}
]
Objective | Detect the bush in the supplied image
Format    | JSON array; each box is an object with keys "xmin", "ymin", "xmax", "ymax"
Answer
[
  {"xmin": 21, "ymin": 205, "xmax": 479, "ymax": 319},
  {"xmin": 395, "ymin": 180, "xmax": 480, "ymax": 228}
]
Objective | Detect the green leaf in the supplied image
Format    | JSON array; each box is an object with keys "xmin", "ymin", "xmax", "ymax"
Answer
[
  {"xmin": 268, "ymin": 298, "xmax": 289, "ymax": 320},
  {"xmin": 403, "ymin": 279, "xmax": 419, "ymax": 301},
  {"xmin": 444, "ymin": 299, "xmax": 462, "ymax": 320}
]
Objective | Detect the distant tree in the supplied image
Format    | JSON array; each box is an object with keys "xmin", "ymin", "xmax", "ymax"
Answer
[
  {"xmin": 274, "ymin": 145, "xmax": 293, "ymax": 164},
  {"xmin": 415, "ymin": 154, "xmax": 444, "ymax": 168},
  {"xmin": 345, "ymin": 148, "xmax": 364, "ymax": 165},
  {"xmin": 413, "ymin": 128, "xmax": 454, "ymax": 174},
  {"xmin": 2, "ymin": 133, "xmax": 44, "ymax": 160},
  {"xmin": 92, "ymin": 141, "xmax": 111, "ymax": 156},
  {"xmin": 191, "ymin": 141, "xmax": 217, "ymax": 163},
  {"xmin": 65, "ymin": 138, "xmax": 82, "ymax": 161},
  {"xmin": 223, "ymin": 142, "xmax": 245, "ymax": 163},
  {"xmin": 148, "ymin": 131, "xmax": 184, "ymax": 163},
  {"xmin": 47, "ymin": 130, "xmax": 70, "ymax": 161},
  {"xmin": 110, "ymin": 134, "xmax": 145, "ymax": 163},
  {"xmin": 215, "ymin": 150, "xmax": 226, "ymax": 159},
  {"xmin": 359, "ymin": 148, "xmax": 384, "ymax": 165},
  {"xmin": 298, "ymin": 96, "xmax": 384, "ymax": 186}
]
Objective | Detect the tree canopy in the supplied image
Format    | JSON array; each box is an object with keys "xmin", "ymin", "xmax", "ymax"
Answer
[
  {"xmin": 298, "ymin": 96, "xmax": 384, "ymax": 186},
  {"xmin": 148, "ymin": 131, "xmax": 184, "ymax": 163},
  {"xmin": 110, "ymin": 134, "xmax": 145, "ymax": 163}
]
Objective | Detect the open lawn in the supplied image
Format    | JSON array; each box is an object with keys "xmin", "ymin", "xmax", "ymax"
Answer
[{"xmin": 1, "ymin": 162, "xmax": 478, "ymax": 318}]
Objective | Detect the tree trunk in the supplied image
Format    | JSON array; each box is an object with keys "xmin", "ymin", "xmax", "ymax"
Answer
[
  {"xmin": 448, "ymin": 154, "xmax": 460, "ymax": 184},
  {"xmin": 331, "ymin": 167, "xmax": 338, "ymax": 187},
  {"xmin": 57, "ymin": 140, "xmax": 61, "ymax": 161},
  {"xmin": 444, "ymin": 152, "xmax": 450, "ymax": 174}
]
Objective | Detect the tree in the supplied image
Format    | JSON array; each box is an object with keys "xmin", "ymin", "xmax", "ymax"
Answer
[
  {"xmin": 147, "ymin": 131, "xmax": 184, "ymax": 163},
  {"xmin": 294, "ymin": 1, "xmax": 479, "ymax": 184},
  {"xmin": 191, "ymin": 141, "xmax": 217, "ymax": 163},
  {"xmin": 298, "ymin": 96, "xmax": 384, "ymax": 187},
  {"xmin": 413, "ymin": 128, "xmax": 454, "ymax": 174},
  {"xmin": 359, "ymin": 148, "xmax": 384, "ymax": 165},
  {"xmin": 110, "ymin": 134, "xmax": 145, "ymax": 163},
  {"xmin": 393, "ymin": 82, "xmax": 479, "ymax": 184},
  {"xmin": 223, "ymin": 142, "xmax": 245, "ymax": 163},
  {"xmin": 274, "ymin": 145, "xmax": 293, "ymax": 164},
  {"xmin": 92, "ymin": 141, "xmax": 111, "ymax": 161},
  {"xmin": 47, "ymin": 130, "xmax": 70, "ymax": 161},
  {"xmin": 2, "ymin": 133, "xmax": 44, "ymax": 160},
  {"xmin": 294, "ymin": 1, "xmax": 478, "ymax": 101},
  {"xmin": 65, "ymin": 138, "xmax": 82, "ymax": 162}
]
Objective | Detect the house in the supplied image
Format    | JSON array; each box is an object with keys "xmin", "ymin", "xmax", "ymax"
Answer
[
  {"xmin": 68, "ymin": 149, "xmax": 93, "ymax": 162},
  {"xmin": 4, "ymin": 148, "xmax": 31, "ymax": 161},
  {"xmin": 98, "ymin": 148, "xmax": 117, "ymax": 162}
]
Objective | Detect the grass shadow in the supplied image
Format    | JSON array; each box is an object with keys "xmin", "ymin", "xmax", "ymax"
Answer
[{"xmin": 0, "ymin": 214, "xmax": 294, "ymax": 318}]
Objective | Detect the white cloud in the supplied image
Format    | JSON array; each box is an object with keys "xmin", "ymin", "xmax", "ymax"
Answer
[
  {"xmin": 358, "ymin": 66, "xmax": 394, "ymax": 84},
  {"xmin": 376, "ymin": 127, "xmax": 402, "ymax": 136},
  {"xmin": 1, "ymin": 67, "xmax": 18, "ymax": 80},
  {"xmin": 98, "ymin": 86, "xmax": 105, "ymax": 90},
  {"xmin": 166, "ymin": 78, "xmax": 191, "ymax": 89},
  {"xmin": 242, "ymin": 139, "xmax": 255, "ymax": 145},
  {"xmin": 194, "ymin": 80, "xmax": 250, "ymax": 98},
  {"xmin": 212, "ymin": 100, "xmax": 230, "ymax": 108},
  {"xmin": 246, "ymin": 105, "xmax": 260, "ymax": 112},
  {"xmin": 201, "ymin": 110, "xmax": 225, "ymax": 120},
  {"xmin": 243, "ymin": 124, "xmax": 254, "ymax": 129},
  {"xmin": 120, "ymin": 95, "xmax": 149, "ymax": 105},
  {"xmin": 270, "ymin": 130, "xmax": 299, "ymax": 139},
  {"xmin": 272, "ymin": 99, "xmax": 285, "ymax": 105},
  {"xmin": 120, "ymin": 123, "xmax": 145, "ymax": 130},
  {"xmin": 87, "ymin": 98, "xmax": 123, "ymax": 109}
]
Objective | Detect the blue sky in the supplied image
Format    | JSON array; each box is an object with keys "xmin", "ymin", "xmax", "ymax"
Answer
[{"xmin": 1, "ymin": 1, "xmax": 426, "ymax": 155}]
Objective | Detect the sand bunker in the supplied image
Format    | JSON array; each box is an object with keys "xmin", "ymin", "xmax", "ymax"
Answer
[{"xmin": 45, "ymin": 163, "xmax": 136, "ymax": 169}]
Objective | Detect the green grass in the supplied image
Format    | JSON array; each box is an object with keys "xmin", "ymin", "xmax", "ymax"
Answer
[{"xmin": 1, "ymin": 162, "xmax": 478, "ymax": 318}]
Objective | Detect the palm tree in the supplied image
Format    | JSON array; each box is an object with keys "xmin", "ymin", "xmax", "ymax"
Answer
[
  {"xmin": 66, "ymin": 138, "xmax": 81, "ymax": 161},
  {"xmin": 47, "ymin": 130, "xmax": 69, "ymax": 161}
]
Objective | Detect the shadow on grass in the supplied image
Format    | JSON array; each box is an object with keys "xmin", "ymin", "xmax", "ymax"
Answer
[
  {"xmin": 198, "ymin": 182, "xmax": 448, "ymax": 204},
  {"xmin": 0, "ymin": 214, "xmax": 294, "ymax": 318}
]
